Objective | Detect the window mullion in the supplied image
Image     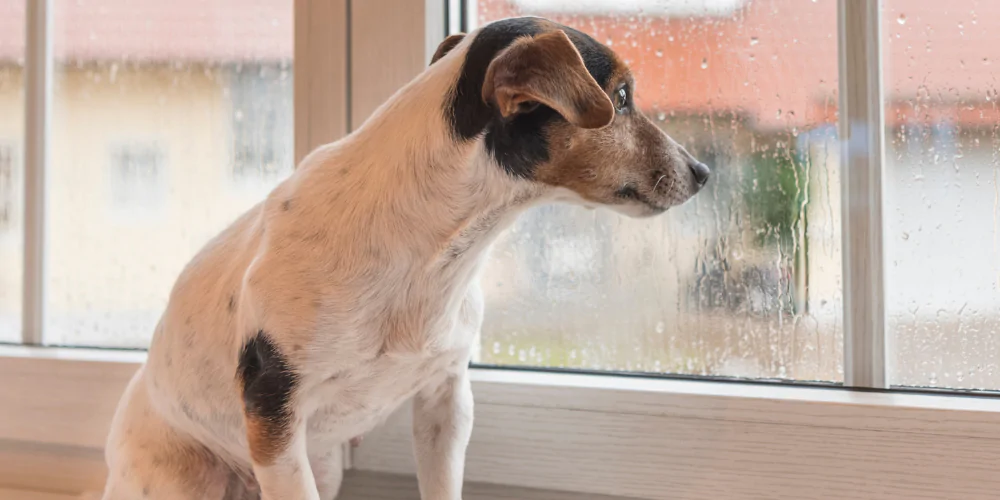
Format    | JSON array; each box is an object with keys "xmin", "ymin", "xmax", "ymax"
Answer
[
  {"xmin": 838, "ymin": 0, "xmax": 888, "ymax": 388},
  {"xmin": 22, "ymin": 0, "xmax": 52, "ymax": 346},
  {"xmin": 294, "ymin": 0, "xmax": 350, "ymax": 164}
]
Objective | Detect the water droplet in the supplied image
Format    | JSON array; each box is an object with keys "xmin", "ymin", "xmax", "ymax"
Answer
[
  {"xmin": 654, "ymin": 49, "xmax": 663, "ymax": 58},
  {"xmin": 655, "ymin": 321, "xmax": 665, "ymax": 334},
  {"xmin": 701, "ymin": 57, "xmax": 709, "ymax": 69},
  {"xmin": 656, "ymin": 111, "xmax": 666, "ymax": 121},
  {"xmin": 897, "ymin": 13, "xmax": 907, "ymax": 25},
  {"xmin": 750, "ymin": 37, "xmax": 759, "ymax": 46}
]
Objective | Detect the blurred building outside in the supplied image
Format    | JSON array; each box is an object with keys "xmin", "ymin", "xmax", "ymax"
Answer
[{"xmin": 0, "ymin": 0, "xmax": 996, "ymax": 387}]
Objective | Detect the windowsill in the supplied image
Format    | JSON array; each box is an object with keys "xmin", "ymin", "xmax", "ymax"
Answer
[
  {"xmin": 5, "ymin": 345, "xmax": 1000, "ymax": 499},
  {"xmin": 4, "ymin": 343, "xmax": 1000, "ymax": 434},
  {"xmin": 5, "ymin": 343, "xmax": 1000, "ymax": 411},
  {"xmin": 0, "ymin": 344, "xmax": 146, "ymax": 364}
]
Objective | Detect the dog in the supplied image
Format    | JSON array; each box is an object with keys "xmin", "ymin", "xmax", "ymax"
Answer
[{"xmin": 101, "ymin": 16, "xmax": 709, "ymax": 500}]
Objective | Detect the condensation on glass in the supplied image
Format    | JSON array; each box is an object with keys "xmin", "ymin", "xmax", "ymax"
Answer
[
  {"xmin": 45, "ymin": 0, "xmax": 292, "ymax": 348},
  {"xmin": 885, "ymin": 1, "xmax": 1000, "ymax": 389},
  {"xmin": 473, "ymin": 0, "xmax": 843, "ymax": 381},
  {"xmin": 0, "ymin": 0, "xmax": 24, "ymax": 344}
]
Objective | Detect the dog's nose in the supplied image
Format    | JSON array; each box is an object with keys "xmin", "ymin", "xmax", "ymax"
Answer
[{"xmin": 689, "ymin": 161, "xmax": 711, "ymax": 186}]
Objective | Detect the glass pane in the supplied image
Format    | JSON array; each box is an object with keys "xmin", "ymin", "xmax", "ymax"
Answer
[
  {"xmin": 885, "ymin": 1, "xmax": 1000, "ymax": 389},
  {"xmin": 472, "ymin": 0, "xmax": 843, "ymax": 381},
  {"xmin": 46, "ymin": 0, "xmax": 293, "ymax": 348},
  {"xmin": 0, "ymin": 0, "xmax": 24, "ymax": 344}
]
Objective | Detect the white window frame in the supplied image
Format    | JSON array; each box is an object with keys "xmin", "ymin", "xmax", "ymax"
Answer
[{"xmin": 4, "ymin": 1, "xmax": 1000, "ymax": 498}]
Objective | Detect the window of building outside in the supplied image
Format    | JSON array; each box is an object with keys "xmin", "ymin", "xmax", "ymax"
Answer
[
  {"xmin": 230, "ymin": 64, "xmax": 294, "ymax": 186},
  {"xmin": 107, "ymin": 141, "xmax": 167, "ymax": 216},
  {"xmin": 0, "ymin": 0, "xmax": 23, "ymax": 344},
  {"xmin": 38, "ymin": 0, "xmax": 293, "ymax": 348}
]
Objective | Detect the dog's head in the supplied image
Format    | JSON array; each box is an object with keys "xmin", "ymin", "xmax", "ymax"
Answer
[{"xmin": 435, "ymin": 17, "xmax": 710, "ymax": 217}]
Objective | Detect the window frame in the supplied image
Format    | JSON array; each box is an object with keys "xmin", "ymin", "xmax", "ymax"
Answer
[{"xmin": 5, "ymin": 0, "xmax": 1000, "ymax": 498}]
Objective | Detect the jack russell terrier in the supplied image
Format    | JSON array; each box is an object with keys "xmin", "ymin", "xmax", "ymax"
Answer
[{"xmin": 101, "ymin": 16, "xmax": 710, "ymax": 500}]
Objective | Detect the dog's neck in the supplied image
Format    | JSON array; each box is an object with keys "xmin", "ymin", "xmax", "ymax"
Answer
[{"xmin": 299, "ymin": 48, "xmax": 546, "ymax": 274}]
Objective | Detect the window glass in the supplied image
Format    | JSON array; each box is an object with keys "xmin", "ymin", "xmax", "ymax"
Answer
[
  {"xmin": 0, "ymin": 0, "xmax": 23, "ymax": 344},
  {"xmin": 472, "ymin": 0, "xmax": 843, "ymax": 381},
  {"xmin": 45, "ymin": 0, "xmax": 293, "ymax": 348},
  {"xmin": 885, "ymin": 1, "xmax": 1000, "ymax": 389}
]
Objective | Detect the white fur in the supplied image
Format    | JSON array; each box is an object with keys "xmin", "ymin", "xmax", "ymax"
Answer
[{"xmin": 101, "ymin": 34, "xmax": 556, "ymax": 500}]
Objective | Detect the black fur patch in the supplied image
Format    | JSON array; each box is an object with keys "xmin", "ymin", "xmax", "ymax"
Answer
[
  {"xmin": 447, "ymin": 18, "xmax": 617, "ymax": 179},
  {"xmin": 237, "ymin": 331, "xmax": 297, "ymax": 450}
]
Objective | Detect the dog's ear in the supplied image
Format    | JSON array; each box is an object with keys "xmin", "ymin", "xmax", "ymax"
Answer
[
  {"xmin": 481, "ymin": 30, "xmax": 614, "ymax": 129},
  {"xmin": 431, "ymin": 33, "xmax": 466, "ymax": 65}
]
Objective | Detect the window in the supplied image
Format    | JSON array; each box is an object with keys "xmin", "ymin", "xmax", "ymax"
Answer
[
  {"xmin": 474, "ymin": 0, "xmax": 843, "ymax": 381},
  {"xmin": 884, "ymin": 0, "xmax": 1000, "ymax": 390},
  {"xmin": 511, "ymin": 0, "xmax": 746, "ymax": 16},
  {"xmin": 40, "ymin": 0, "xmax": 293, "ymax": 348},
  {"xmin": 0, "ymin": 144, "xmax": 17, "ymax": 230},
  {"xmin": 107, "ymin": 141, "xmax": 167, "ymax": 214},
  {"xmin": 230, "ymin": 63, "xmax": 294, "ymax": 187}
]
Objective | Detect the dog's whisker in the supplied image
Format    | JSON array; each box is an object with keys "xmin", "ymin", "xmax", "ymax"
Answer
[{"xmin": 653, "ymin": 174, "xmax": 667, "ymax": 191}]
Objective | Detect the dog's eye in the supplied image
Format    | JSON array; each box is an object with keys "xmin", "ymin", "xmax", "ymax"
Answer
[
  {"xmin": 614, "ymin": 86, "xmax": 629, "ymax": 112},
  {"xmin": 517, "ymin": 100, "xmax": 541, "ymax": 114}
]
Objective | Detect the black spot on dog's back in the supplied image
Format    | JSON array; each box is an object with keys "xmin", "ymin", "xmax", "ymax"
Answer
[
  {"xmin": 447, "ymin": 18, "xmax": 617, "ymax": 178},
  {"xmin": 237, "ymin": 331, "xmax": 298, "ymax": 464}
]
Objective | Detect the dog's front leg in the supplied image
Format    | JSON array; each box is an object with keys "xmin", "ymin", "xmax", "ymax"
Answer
[
  {"xmin": 412, "ymin": 366, "xmax": 474, "ymax": 500},
  {"xmin": 240, "ymin": 333, "xmax": 321, "ymax": 500},
  {"xmin": 247, "ymin": 418, "xmax": 322, "ymax": 500}
]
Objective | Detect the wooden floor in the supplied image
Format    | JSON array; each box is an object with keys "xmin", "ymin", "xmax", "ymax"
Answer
[
  {"xmin": 339, "ymin": 471, "xmax": 630, "ymax": 500},
  {"xmin": 0, "ymin": 471, "xmax": 632, "ymax": 500}
]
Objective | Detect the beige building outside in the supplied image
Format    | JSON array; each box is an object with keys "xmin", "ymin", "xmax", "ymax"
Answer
[{"xmin": 1, "ymin": 0, "xmax": 999, "ymax": 390}]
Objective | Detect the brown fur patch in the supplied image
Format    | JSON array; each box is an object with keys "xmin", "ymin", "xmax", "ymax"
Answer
[
  {"xmin": 245, "ymin": 415, "xmax": 291, "ymax": 466},
  {"xmin": 482, "ymin": 30, "xmax": 614, "ymax": 129},
  {"xmin": 432, "ymin": 33, "xmax": 466, "ymax": 64},
  {"xmin": 238, "ymin": 332, "xmax": 298, "ymax": 466},
  {"xmin": 531, "ymin": 77, "xmax": 698, "ymax": 211}
]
